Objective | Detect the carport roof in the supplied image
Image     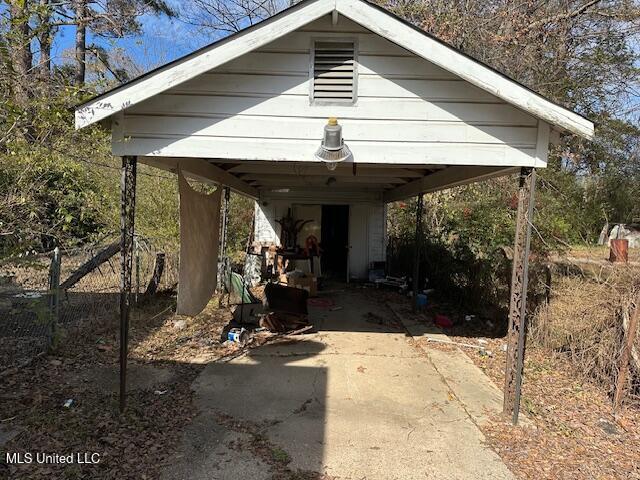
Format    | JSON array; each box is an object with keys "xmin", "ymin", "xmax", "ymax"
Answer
[{"xmin": 75, "ymin": 0, "xmax": 594, "ymax": 139}]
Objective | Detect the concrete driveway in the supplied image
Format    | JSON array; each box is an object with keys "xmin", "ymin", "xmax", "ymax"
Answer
[{"xmin": 163, "ymin": 289, "xmax": 515, "ymax": 480}]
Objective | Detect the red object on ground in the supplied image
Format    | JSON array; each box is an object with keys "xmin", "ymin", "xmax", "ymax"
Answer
[
  {"xmin": 434, "ymin": 314, "xmax": 453, "ymax": 329},
  {"xmin": 609, "ymin": 239, "xmax": 629, "ymax": 263}
]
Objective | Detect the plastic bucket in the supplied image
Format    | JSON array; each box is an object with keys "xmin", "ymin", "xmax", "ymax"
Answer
[{"xmin": 416, "ymin": 293, "xmax": 428, "ymax": 309}]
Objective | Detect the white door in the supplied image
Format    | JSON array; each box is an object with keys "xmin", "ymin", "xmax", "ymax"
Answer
[{"xmin": 348, "ymin": 204, "xmax": 369, "ymax": 280}]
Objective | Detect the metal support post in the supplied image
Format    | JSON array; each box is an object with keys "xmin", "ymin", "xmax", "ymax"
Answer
[
  {"xmin": 119, "ymin": 156, "xmax": 137, "ymax": 413},
  {"xmin": 503, "ymin": 167, "xmax": 536, "ymax": 424},
  {"xmin": 412, "ymin": 193, "xmax": 424, "ymax": 313}
]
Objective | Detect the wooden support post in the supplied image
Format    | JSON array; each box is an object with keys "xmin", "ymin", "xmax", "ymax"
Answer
[
  {"xmin": 145, "ymin": 252, "xmax": 166, "ymax": 297},
  {"xmin": 503, "ymin": 167, "xmax": 536, "ymax": 424},
  {"xmin": 613, "ymin": 293, "xmax": 639, "ymax": 410},
  {"xmin": 412, "ymin": 193, "xmax": 424, "ymax": 313},
  {"xmin": 119, "ymin": 156, "xmax": 137, "ymax": 413}
]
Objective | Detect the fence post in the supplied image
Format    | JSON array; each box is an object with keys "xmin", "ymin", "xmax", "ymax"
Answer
[
  {"xmin": 613, "ymin": 293, "xmax": 640, "ymax": 410},
  {"xmin": 48, "ymin": 247, "xmax": 61, "ymax": 348}
]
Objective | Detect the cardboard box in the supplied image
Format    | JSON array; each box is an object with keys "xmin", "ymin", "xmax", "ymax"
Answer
[{"xmin": 289, "ymin": 274, "xmax": 317, "ymax": 297}]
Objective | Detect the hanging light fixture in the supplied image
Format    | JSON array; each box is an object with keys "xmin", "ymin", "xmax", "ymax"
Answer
[{"xmin": 314, "ymin": 118, "xmax": 352, "ymax": 171}]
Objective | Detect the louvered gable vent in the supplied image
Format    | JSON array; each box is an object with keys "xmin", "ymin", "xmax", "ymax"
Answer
[{"xmin": 311, "ymin": 40, "xmax": 357, "ymax": 104}]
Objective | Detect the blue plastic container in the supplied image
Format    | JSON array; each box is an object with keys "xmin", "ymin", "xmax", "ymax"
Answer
[{"xmin": 416, "ymin": 293, "xmax": 428, "ymax": 309}]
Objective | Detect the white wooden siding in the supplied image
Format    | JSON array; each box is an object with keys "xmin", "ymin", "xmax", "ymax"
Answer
[{"xmin": 117, "ymin": 16, "xmax": 544, "ymax": 167}]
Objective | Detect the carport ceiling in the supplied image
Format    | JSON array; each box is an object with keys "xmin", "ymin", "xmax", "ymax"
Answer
[
  {"xmin": 138, "ymin": 157, "xmax": 518, "ymax": 201},
  {"xmin": 207, "ymin": 160, "xmax": 444, "ymax": 191}
]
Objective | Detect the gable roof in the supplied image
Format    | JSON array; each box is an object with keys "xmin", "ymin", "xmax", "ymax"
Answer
[{"xmin": 75, "ymin": 0, "xmax": 594, "ymax": 139}]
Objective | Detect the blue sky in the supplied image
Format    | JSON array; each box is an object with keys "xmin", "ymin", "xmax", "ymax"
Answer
[{"xmin": 51, "ymin": 3, "xmax": 212, "ymax": 75}]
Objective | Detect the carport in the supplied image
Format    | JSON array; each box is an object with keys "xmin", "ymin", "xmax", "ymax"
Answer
[{"xmin": 74, "ymin": 0, "xmax": 594, "ymax": 423}]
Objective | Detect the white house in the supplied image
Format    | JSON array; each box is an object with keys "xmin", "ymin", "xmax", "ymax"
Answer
[
  {"xmin": 75, "ymin": 0, "xmax": 592, "ymax": 282},
  {"xmin": 74, "ymin": 0, "xmax": 594, "ymax": 417}
]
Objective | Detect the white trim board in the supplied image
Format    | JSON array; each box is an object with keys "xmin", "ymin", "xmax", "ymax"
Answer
[{"xmin": 75, "ymin": 0, "xmax": 594, "ymax": 140}]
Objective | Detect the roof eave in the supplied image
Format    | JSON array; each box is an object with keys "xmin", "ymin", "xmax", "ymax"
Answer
[{"xmin": 75, "ymin": 0, "xmax": 595, "ymax": 140}]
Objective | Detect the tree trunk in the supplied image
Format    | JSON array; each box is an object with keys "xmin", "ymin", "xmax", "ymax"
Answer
[
  {"xmin": 37, "ymin": 0, "xmax": 52, "ymax": 81},
  {"xmin": 74, "ymin": 0, "xmax": 87, "ymax": 86},
  {"xmin": 8, "ymin": 0, "xmax": 33, "ymax": 106}
]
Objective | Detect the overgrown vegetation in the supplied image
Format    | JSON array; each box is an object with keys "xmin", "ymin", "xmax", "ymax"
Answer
[{"xmin": 1, "ymin": 0, "xmax": 638, "ymax": 388}]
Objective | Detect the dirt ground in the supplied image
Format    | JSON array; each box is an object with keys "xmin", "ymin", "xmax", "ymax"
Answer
[
  {"xmin": 416, "ymin": 303, "xmax": 640, "ymax": 480},
  {"xmin": 2, "ymin": 283, "xmax": 639, "ymax": 479},
  {"xmin": 566, "ymin": 245, "xmax": 640, "ymax": 264},
  {"xmin": 0, "ymin": 293, "xmax": 229, "ymax": 480}
]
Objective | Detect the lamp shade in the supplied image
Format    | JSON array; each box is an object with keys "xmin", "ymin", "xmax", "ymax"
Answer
[{"xmin": 314, "ymin": 118, "xmax": 352, "ymax": 170}]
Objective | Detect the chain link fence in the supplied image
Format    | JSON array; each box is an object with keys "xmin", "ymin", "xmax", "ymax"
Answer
[{"xmin": 0, "ymin": 235, "xmax": 178, "ymax": 372}]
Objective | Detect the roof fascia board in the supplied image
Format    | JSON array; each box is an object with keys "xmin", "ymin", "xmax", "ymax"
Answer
[
  {"xmin": 75, "ymin": 0, "xmax": 335, "ymax": 129},
  {"xmin": 337, "ymin": 0, "xmax": 594, "ymax": 139}
]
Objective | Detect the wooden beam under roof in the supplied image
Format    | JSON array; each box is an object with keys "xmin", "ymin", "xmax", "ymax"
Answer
[
  {"xmin": 383, "ymin": 166, "xmax": 517, "ymax": 203},
  {"xmin": 227, "ymin": 163, "xmax": 425, "ymax": 178},
  {"xmin": 140, "ymin": 157, "xmax": 259, "ymax": 199},
  {"xmin": 243, "ymin": 174, "xmax": 407, "ymax": 185}
]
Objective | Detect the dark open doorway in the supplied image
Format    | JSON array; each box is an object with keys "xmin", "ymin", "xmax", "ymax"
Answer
[{"xmin": 321, "ymin": 205, "xmax": 349, "ymax": 279}]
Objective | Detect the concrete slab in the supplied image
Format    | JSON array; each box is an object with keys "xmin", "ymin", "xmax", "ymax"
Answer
[
  {"xmin": 164, "ymin": 290, "xmax": 515, "ymax": 480},
  {"xmin": 387, "ymin": 302, "xmax": 527, "ymax": 427},
  {"xmin": 162, "ymin": 413, "xmax": 269, "ymax": 480}
]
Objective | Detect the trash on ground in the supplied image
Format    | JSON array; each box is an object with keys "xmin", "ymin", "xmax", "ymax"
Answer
[
  {"xmin": 434, "ymin": 314, "xmax": 453, "ymax": 328},
  {"xmin": 154, "ymin": 390, "xmax": 168, "ymax": 395},
  {"xmin": 425, "ymin": 336, "xmax": 487, "ymax": 351},
  {"xmin": 227, "ymin": 327, "xmax": 250, "ymax": 346},
  {"xmin": 374, "ymin": 275, "xmax": 409, "ymax": 292},
  {"xmin": 63, "ymin": 399, "xmax": 74, "ymax": 408}
]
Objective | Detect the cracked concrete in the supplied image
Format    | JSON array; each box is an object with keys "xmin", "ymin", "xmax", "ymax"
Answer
[{"xmin": 162, "ymin": 290, "xmax": 515, "ymax": 480}]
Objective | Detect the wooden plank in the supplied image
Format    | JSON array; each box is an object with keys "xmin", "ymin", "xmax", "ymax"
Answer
[
  {"xmin": 174, "ymin": 73, "xmax": 497, "ymax": 102},
  {"xmin": 262, "ymin": 187, "xmax": 384, "ymax": 202},
  {"xmin": 121, "ymin": 137, "xmax": 538, "ymax": 167},
  {"xmin": 337, "ymin": 0, "xmax": 593, "ymax": 138},
  {"xmin": 123, "ymin": 114, "xmax": 537, "ymax": 146},
  {"xmin": 228, "ymin": 164, "xmax": 424, "ymax": 177},
  {"xmin": 383, "ymin": 166, "xmax": 517, "ymax": 202},
  {"xmin": 241, "ymin": 174, "xmax": 407, "ymax": 184},
  {"xmin": 75, "ymin": 0, "xmax": 334, "ymax": 128},
  {"xmin": 535, "ymin": 120, "xmax": 550, "ymax": 167},
  {"xmin": 216, "ymin": 51, "xmax": 475, "ymax": 80},
  {"xmin": 129, "ymin": 94, "xmax": 537, "ymax": 125},
  {"xmin": 141, "ymin": 157, "xmax": 258, "ymax": 199},
  {"xmin": 299, "ymin": 13, "xmax": 370, "ymax": 33},
  {"xmin": 60, "ymin": 242, "xmax": 120, "ymax": 291},
  {"xmin": 258, "ymin": 31, "xmax": 429, "ymax": 59},
  {"xmin": 613, "ymin": 293, "xmax": 640, "ymax": 410}
]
